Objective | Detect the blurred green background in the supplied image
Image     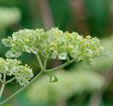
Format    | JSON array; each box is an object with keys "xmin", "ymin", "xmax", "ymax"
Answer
[{"xmin": 0, "ymin": 0, "xmax": 113, "ymax": 106}]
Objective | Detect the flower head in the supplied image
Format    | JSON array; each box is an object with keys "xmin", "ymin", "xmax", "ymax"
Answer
[
  {"xmin": 0, "ymin": 58, "xmax": 33, "ymax": 86},
  {"xmin": 2, "ymin": 27, "xmax": 104, "ymax": 64}
]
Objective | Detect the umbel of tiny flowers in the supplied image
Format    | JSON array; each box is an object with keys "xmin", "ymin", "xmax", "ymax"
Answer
[
  {"xmin": 2, "ymin": 27, "xmax": 104, "ymax": 64},
  {"xmin": 0, "ymin": 58, "xmax": 33, "ymax": 86},
  {"xmin": 0, "ymin": 57, "xmax": 33, "ymax": 104}
]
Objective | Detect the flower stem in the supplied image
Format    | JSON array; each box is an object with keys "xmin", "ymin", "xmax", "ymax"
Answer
[
  {"xmin": 6, "ymin": 77, "xmax": 15, "ymax": 84},
  {"xmin": 0, "ymin": 57, "xmax": 76, "ymax": 105},
  {"xmin": 0, "ymin": 74, "xmax": 6, "ymax": 99},
  {"xmin": 45, "ymin": 58, "xmax": 76, "ymax": 72},
  {"xmin": 38, "ymin": 50, "xmax": 46, "ymax": 58},
  {"xmin": 36, "ymin": 54, "xmax": 43, "ymax": 70},
  {"xmin": 44, "ymin": 57, "xmax": 48, "ymax": 70},
  {"xmin": 0, "ymin": 71, "xmax": 43, "ymax": 105}
]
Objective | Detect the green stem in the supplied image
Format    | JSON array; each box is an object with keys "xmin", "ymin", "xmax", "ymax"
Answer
[
  {"xmin": 0, "ymin": 84, "xmax": 5, "ymax": 100},
  {"xmin": 44, "ymin": 57, "xmax": 47, "ymax": 70},
  {"xmin": 6, "ymin": 77, "xmax": 15, "ymax": 84},
  {"xmin": 0, "ymin": 74, "xmax": 6, "ymax": 99},
  {"xmin": 67, "ymin": 55, "xmax": 70, "ymax": 62},
  {"xmin": 0, "ymin": 79, "xmax": 3, "ymax": 83},
  {"xmin": 36, "ymin": 54, "xmax": 43, "ymax": 70},
  {"xmin": 0, "ymin": 71, "xmax": 43, "ymax": 105},
  {"xmin": 38, "ymin": 50, "xmax": 46, "ymax": 58},
  {"xmin": 0, "ymin": 57, "xmax": 76, "ymax": 105},
  {"xmin": 45, "ymin": 58, "xmax": 76, "ymax": 72}
]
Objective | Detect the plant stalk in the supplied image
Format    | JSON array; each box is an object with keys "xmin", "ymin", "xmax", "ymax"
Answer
[
  {"xmin": 0, "ymin": 57, "xmax": 76, "ymax": 105},
  {"xmin": 36, "ymin": 54, "xmax": 43, "ymax": 70},
  {"xmin": 0, "ymin": 71, "xmax": 43, "ymax": 105},
  {"xmin": 45, "ymin": 57, "xmax": 76, "ymax": 72},
  {"xmin": 0, "ymin": 74, "xmax": 6, "ymax": 99},
  {"xmin": 6, "ymin": 77, "xmax": 15, "ymax": 84}
]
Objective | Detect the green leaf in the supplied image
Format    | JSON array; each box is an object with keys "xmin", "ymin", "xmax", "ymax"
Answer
[
  {"xmin": 2, "ymin": 104, "xmax": 13, "ymax": 106},
  {"xmin": 49, "ymin": 74, "xmax": 58, "ymax": 82}
]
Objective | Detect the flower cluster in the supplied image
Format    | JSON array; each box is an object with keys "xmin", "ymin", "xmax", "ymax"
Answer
[
  {"xmin": 0, "ymin": 58, "xmax": 33, "ymax": 86},
  {"xmin": 2, "ymin": 28, "xmax": 104, "ymax": 64},
  {"xmin": 2, "ymin": 29, "xmax": 44, "ymax": 58},
  {"xmin": 40, "ymin": 28, "xmax": 104, "ymax": 64}
]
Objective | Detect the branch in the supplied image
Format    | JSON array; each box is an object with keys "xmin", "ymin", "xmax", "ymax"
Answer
[
  {"xmin": 0, "ymin": 71, "xmax": 43, "ymax": 105},
  {"xmin": 36, "ymin": 54, "xmax": 43, "ymax": 70},
  {"xmin": 45, "ymin": 58, "xmax": 76, "ymax": 72},
  {"xmin": 0, "ymin": 74, "xmax": 6, "ymax": 99},
  {"xmin": 6, "ymin": 77, "xmax": 15, "ymax": 84},
  {"xmin": 0, "ymin": 57, "xmax": 76, "ymax": 105}
]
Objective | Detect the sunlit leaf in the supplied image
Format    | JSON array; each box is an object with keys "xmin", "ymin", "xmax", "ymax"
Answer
[{"xmin": 49, "ymin": 74, "xmax": 58, "ymax": 82}]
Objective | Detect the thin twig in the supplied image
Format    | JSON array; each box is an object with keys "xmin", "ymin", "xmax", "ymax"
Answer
[
  {"xmin": 36, "ymin": 54, "xmax": 43, "ymax": 70},
  {"xmin": 0, "ymin": 71, "xmax": 43, "ymax": 105},
  {"xmin": 6, "ymin": 77, "xmax": 15, "ymax": 85},
  {"xmin": 0, "ymin": 74, "xmax": 6, "ymax": 99},
  {"xmin": 44, "ymin": 57, "xmax": 48, "ymax": 70},
  {"xmin": 0, "ymin": 57, "xmax": 76, "ymax": 105},
  {"xmin": 45, "ymin": 57, "xmax": 76, "ymax": 72}
]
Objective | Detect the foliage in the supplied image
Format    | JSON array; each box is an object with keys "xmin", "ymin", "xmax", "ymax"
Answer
[
  {"xmin": 0, "ymin": 7, "xmax": 21, "ymax": 29},
  {"xmin": 27, "ymin": 70, "xmax": 105, "ymax": 103}
]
